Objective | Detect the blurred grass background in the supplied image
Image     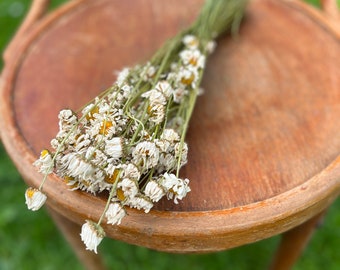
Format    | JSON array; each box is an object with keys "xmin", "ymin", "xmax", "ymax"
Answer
[{"xmin": 0, "ymin": 0, "xmax": 339, "ymax": 269}]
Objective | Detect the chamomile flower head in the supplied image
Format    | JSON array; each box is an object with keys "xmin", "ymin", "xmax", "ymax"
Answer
[
  {"xmin": 80, "ymin": 220, "xmax": 105, "ymax": 254},
  {"xmin": 161, "ymin": 129, "xmax": 180, "ymax": 142},
  {"xmin": 116, "ymin": 67, "xmax": 130, "ymax": 87},
  {"xmin": 58, "ymin": 109, "xmax": 78, "ymax": 130},
  {"xmin": 160, "ymin": 173, "xmax": 191, "ymax": 204},
  {"xmin": 142, "ymin": 89, "xmax": 166, "ymax": 105},
  {"xmin": 180, "ymin": 49, "xmax": 205, "ymax": 69},
  {"xmin": 104, "ymin": 137, "xmax": 124, "ymax": 160},
  {"xmin": 33, "ymin": 149, "xmax": 54, "ymax": 174},
  {"xmin": 132, "ymin": 141, "xmax": 160, "ymax": 170},
  {"xmin": 127, "ymin": 194, "xmax": 153, "ymax": 213},
  {"xmin": 105, "ymin": 202, "xmax": 126, "ymax": 225},
  {"xmin": 182, "ymin": 35, "xmax": 199, "ymax": 50},
  {"xmin": 144, "ymin": 179, "xmax": 165, "ymax": 202},
  {"xmin": 25, "ymin": 187, "xmax": 47, "ymax": 211},
  {"xmin": 142, "ymin": 62, "xmax": 157, "ymax": 81},
  {"xmin": 117, "ymin": 178, "xmax": 139, "ymax": 200},
  {"xmin": 154, "ymin": 81, "xmax": 173, "ymax": 98},
  {"xmin": 122, "ymin": 163, "xmax": 141, "ymax": 181}
]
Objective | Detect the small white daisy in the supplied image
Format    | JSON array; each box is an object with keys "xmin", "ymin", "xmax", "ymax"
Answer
[
  {"xmin": 182, "ymin": 35, "xmax": 199, "ymax": 50},
  {"xmin": 127, "ymin": 194, "xmax": 153, "ymax": 213},
  {"xmin": 148, "ymin": 103, "xmax": 165, "ymax": 124},
  {"xmin": 154, "ymin": 81, "xmax": 173, "ymax": 98},
  {"xmin": 161, "ymin": 129, "xmax": 180, "ymax": 142},
  {"xmin": 160, "ymin": 173, "xmax": 191, "ymax": 204},
  {"xmin": 144, "ymin": 180, "xmax": 165, "ymax": 202},
  {"xmin": 142, "ymin": 89, "xmax": 166, "ymax": 105},
  {"xmin": 105, "ymin": 137, "xmax": 123, "ymax": 159},
  {"xmin": 33, "ymin": 149, "xmax": 54, "ymax": 174},
  {"xmin": 105, "ymin": 202, "xmax": 126, "ymax": 225},
  {"xmin": 80, "ymin": 220, "xmax": 105, "ymax": 254},
  {"xmin": 132, "ymin": 141, "xmax": 160, "ymax": 170},
  {"xmin": 122, "ymin": 163, "xmax": 141, "ymax": 182},
  {"xmin": 25, "ymin": 187, "xmax": 47, "ymax": 211},
  {"xmin": 116, "ymin": 67, "xmax": 130, "ymax": 87},
  {"xmin": 179, "ymin": 49, "xmax": 205, "ymax": 69},
  {"xmin": 117, "ymin": 178, "xmax": 139, "ymax": 199}
]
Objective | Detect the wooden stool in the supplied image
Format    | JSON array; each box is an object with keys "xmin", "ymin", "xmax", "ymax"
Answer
[{"xmin": 1, "ymin": 0, "xmax": 340, "ymax": 269}]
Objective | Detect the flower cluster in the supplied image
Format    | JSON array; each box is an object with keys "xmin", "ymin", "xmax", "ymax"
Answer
[
  {"xmin": 26, "ymin": 0, "xmax": 248, "ymax": 254},
  {"xmin": 28, "ymin": 34, "xmax": 213, "ymax": 253}
]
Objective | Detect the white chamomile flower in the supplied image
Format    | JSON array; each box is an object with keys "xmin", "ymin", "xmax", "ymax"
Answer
[
  {"xmin": 160, "ymin": 173, "xmax": 191, "ymax": 204},
  {"xmin": 122, "ymin": 163, "xmax": 141, "ymax": 181},
  {"xmin": 117, "ymin": 178, "xmax": 139, "ymax": 199},
  {"xmin": 132, "ymin": 141, "xmax": 160, "ymax": 170},
  {"xmin": 144, "ymin": 180, "xmax": 165, "ymax": 202},
  {"xmin": 142, "ymin": 63, "xmax": 157, "ymax": 81},
  {"xmin": 25, "ymin": 187, "xmax": 47, "ymax": 211},
  {"xmin": 179, "ymin": 49, "xmax": 205, "ymax": 69},
  {"xmin": 105, "ymin": 137, "xmax": 123, "ymax": 159},
  {"xmin": 75, "ymin": 134, "xmax": 92, "ymax": 152},
  {"xmin": 154, "ymin": 139, "xmax": 170, "ymax": 153},
  {"xmin": 69, "ymin": 155, "xmax": 96, "ymax": 181},
  {"xmin": 172, "ymin": 87, "xmax": 187, "ymax": 104},
  {"xmin": 154, "ymin": 81, "xmax": 173, "ymax": 98},
  {"xmin": 105, "ymin": 202, "xmax": 126, "ymax": 225},
  {"xmin": 80, "ymin": 220, "xmax": 105, "ymax": 254},
  {"xmin": 158, "ymin": 152, "xmax": 177, "ymax": 172},
  {"xmin": 161, "ymin": 129, "xmax": 180, "ymax": 142},
  {"xmin": 116, "ymin": 67, "xmax": 130, "ymax": 87},
  {"xmin": 33, "ymin": 149, "xmax": 54, "ymax": 174},
  {"xmin": 175, "ymin": 142, "xmax": 188, "ymax": 167},
  {"xmin": 177, "ymin": 67, "xmax": 199, "ymax": 89},
  {"xmin": 148, "ymin": 103, "xmax": 165, "ymax": 124},
  {"xmin": 142, "ymin": 89, "xmax": 166, "ymax": 105},
  {"xmin": 127, "ymin": 194, "xmax": 153, "ymax": 213},
  {"xmin": 58, "ymin": 109, "xmax": 78, "ymax": 130},
  {"xmin": 182, "ymin": 35, "xmax": 199, "ymax": 49}
]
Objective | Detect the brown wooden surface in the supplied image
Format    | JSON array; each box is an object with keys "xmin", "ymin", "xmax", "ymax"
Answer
[{"xmin": 1, "ymin": 0, "xmax": 340, "ymax": 253}]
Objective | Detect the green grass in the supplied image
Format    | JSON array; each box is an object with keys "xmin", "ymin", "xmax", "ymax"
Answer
[{"xmin": 0, "ymin": 1, "xmax": 339, "ymax": 269}]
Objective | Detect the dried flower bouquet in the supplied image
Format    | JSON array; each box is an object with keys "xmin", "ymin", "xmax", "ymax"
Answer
[{"xmin": 25, "ymin": 0, "xmax": 248, "ymax": 253}]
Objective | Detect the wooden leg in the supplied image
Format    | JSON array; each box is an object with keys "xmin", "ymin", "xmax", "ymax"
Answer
[
  {"xmin": 47, "ymin": 208, "xmax": 107, "ymax": 270},
  {"xmin": 269, "ymin": 211, "xmax": 326, "ymax": 270}
]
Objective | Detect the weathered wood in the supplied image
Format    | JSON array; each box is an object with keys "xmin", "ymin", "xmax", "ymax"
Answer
[{"xmin": 0, "ymin": 0, "xmax": 339, "ymax": 259}]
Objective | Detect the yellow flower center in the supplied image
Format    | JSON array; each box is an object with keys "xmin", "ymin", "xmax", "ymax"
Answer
[
  {"xmin": 189, "ymin": 57, "xmax": 198, "ymax": 66},
  {"xmin": 64, "ymin": 176, "xmax": 78, "ymax": 189},
  {"xmin": 116, "ymin": 188, "xmax": 125, "ymax": 201},
  {"xmin": 105, "ymin": 169, "xmax": 121, "ymax": 184},
  {"xmin": 26, "ymin": 188, "xmax": 35, "ymax": 198},
  {"xmin": 86, "ymin": 106, "xmax": 99, "ymax": 120},
  {"xmin": 181, "ymin": 73, "xmax": 195, "ymax": 86},
  {"xmin": 99, "ymin": 120, "xmax": 113, "ymax": 135},
  {"xmin": 41, "ymin": 149, "xmax": 49, "ymax": 158}
]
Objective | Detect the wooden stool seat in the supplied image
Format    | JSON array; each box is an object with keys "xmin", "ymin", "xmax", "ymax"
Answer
[{"xmin": 1, "ymin": 0, "xmax": 339, "ymax": 269}]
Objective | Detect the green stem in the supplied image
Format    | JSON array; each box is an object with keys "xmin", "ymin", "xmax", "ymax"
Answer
[{"xmin": 97, "ymin": 177, "xmax": 119, "ymax": 225}]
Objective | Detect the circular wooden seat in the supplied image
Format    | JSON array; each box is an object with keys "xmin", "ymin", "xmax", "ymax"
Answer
[{"xmin": 1, "ymin": 0, "xmax": 340, "ymax": 268}]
